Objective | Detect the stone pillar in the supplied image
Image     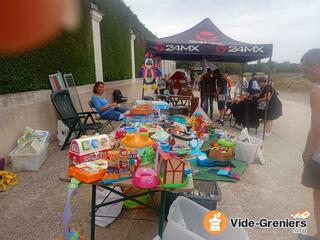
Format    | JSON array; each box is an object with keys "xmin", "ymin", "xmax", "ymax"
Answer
[
  {"xmin": 130, "ymin": 30, "xmax": 136, "ymax": 82},
  {"xmin": 90, "ymin": 4, "xmax": 103, "ymax": 82}
]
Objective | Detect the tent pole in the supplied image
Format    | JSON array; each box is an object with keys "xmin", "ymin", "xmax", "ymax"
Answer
[
  {"xmin": 240, "ymin": 62, "xmax": 245, "ymax": 95},
  {"xmin": 263, "ymin": 57, "xmax": 272, "ymax": 140}
]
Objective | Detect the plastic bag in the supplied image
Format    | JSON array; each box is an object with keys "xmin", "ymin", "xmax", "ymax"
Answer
[
  {"xmin": 238, "ymin": 128, "xmax": 250, "ymax": 142},
  {"xmin": 57, "ymin": 120, "xmax": 75, "ymax": 146},
  {"xmin": 95, "ymin": 186, "xmax": 123, "ymax": 227}
]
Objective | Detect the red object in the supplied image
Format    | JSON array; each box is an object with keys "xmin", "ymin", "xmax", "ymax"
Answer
[
  {"xmin": 191, "ymin": 97, "xmax": 199, "ymax": 115},
  {"xmin": 169, "ymin": 71, "xmax": 187, "ymax": 81},
  {"xmin": 169, "ymin": 71, "xmax": 187, "ymax": 90},
  {"xmin": 115, "ymin": 129, "xmax": 126, "ymax": 139},
  {"xmin": 139, "ymin": 127, "xmax": 148, "ymax": 133}
]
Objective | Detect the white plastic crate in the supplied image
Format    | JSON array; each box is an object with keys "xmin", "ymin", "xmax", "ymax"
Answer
[
  {"xmin": 9, "ymin": 143, "xmax": 49, "ymax": 171},
  {"xmin": 235, "ymin": 137, "xmax": 263, "ymax": 164},
  {"xmin": 163, "ymin": 196, "xmax": 249, "ymax": 240}
]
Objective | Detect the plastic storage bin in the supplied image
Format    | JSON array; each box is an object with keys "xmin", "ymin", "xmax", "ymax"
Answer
[
  {"xmin": 9, "ymin": 143, "xmax": 49, "ymax": 171},
  {"xmin": 235, "ymin": 137, "xmax": 262, "ymax": 164},
  {"xmin": 165, "ymin": 180, "xmax": 221, "ymax": 220},
  {"xmin": 163, "ymin": 196, "xmax": 249, "ymax": 240}
]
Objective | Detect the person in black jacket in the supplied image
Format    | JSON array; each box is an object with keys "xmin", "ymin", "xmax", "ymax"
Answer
[{"xmin": 257, "ymin": 77, "xmax": 282, "ymax": 136}]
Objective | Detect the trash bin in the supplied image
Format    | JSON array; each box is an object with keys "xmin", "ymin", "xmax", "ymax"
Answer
[
  {"xmin": 163, "ymin": 196, "xmax": 249, "ymax": 240},
  {"xmin": 235, "ymin": 136, "xmax": 263, "ymax": 164},
  {"xmin": 165, "ymin": 180, "xmax": 221, "ymax": 220}
]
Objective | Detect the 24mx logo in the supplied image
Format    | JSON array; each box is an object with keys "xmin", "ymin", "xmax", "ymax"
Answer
[
  {"xmin": 165, "ymin": 44, "xmax": 200, "ymax": 52},
  {"xmin": 228, "ymin": 46, "xmax": 264, "ymax": 53}
]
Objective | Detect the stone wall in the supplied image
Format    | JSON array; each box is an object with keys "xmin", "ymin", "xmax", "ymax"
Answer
[{"xmin": 0, "ymin": 78, "xmax": 153, "ymax": 160}]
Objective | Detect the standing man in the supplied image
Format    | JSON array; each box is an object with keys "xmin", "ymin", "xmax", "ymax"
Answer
[
  {"xmin": 200, "ymin": 68, "xmax": 216, "ymax": 119},
  {"xmin": 224, "ymin": 72, "xmax": 232, "ymax": 100},
  {"xmin": 300, "ymin": 49, "xmax": 320, "ymax": 240},
  {"xmin": 215, "ymin": 69, "xmax": 227, "ymax": 126}
]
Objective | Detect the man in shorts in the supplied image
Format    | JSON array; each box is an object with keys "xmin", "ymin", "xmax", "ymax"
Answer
[
  {"xmin": 300, "ymin": 49, "xmax": 320, "ymax": 240},
  {"xmin": 214, "ymin": 69, "xmax": 227, "ymax": 126}
]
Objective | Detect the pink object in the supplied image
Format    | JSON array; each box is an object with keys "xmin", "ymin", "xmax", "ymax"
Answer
[{"xmin": 132, "ymin": 167, "xmax": 160, "ymax": 189}]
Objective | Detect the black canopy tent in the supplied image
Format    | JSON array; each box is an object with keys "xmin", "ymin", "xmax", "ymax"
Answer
[
  {"xmin": 146, "ymin": 18, "xmax": 273, "ymax": 139},
  {"xmin": 147, "ymin": 18, "xmax": 272, "ymax": 63}
]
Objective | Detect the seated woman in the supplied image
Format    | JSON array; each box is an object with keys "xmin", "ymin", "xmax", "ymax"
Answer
[
  {"xmin": 257, "ymin": 77, "xmax": 282, "ymax": 136},
  {"xmin": 91, "ymin": 81, "xmax": 127, "ymax": 121},
  {"xmin": 231, "ymin": 77, "xmax": 249, "ymax": 126}
]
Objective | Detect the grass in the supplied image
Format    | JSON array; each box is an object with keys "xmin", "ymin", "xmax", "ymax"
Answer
[{"xmin": 232, "ymin": 72, "xmax": 316, "ymax": 92}]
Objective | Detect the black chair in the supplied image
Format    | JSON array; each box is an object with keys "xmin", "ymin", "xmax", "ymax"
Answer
[
  {"xmin": 50, "ymin": 90, "xmax": 102, "ymax": 150},
  {"xmin": 88, "ymin": 100, "xmax": 114, "ymax": 132},
  {"xmin": 112, "ymin": 89, "xmax": 128, "ymax": 104}
]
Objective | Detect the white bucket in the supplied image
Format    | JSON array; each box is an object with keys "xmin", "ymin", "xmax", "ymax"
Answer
[{"xmin": 235, "ymin": 137, "xmax": 263, "ymax": 164}]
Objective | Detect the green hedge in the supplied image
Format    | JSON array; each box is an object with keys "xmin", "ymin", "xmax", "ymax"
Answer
[
  {"xmin": 0, "ymin": 0, "xmax": 155, "ymax": 94},
  {"xmin": 94, "ymin": 0, "xmax": 155, "ymax": 81},
  {"xmin": 0, "ymin": 0, "xmax": 95, "ymax": 94}
]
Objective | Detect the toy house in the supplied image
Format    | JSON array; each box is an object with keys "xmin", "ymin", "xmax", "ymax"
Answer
[
  {"xmin": 69, "ymin": 134, "xmax": 110, "ymax": 165},
  {"xmin": 157, "ymin": 149, "xmax": 187, "ymax": 187}
]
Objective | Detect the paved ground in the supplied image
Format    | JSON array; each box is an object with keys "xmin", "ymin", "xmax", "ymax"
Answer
[{"xmin": 0, "ymin": 91, "xmax": 316, "ymax": 240}]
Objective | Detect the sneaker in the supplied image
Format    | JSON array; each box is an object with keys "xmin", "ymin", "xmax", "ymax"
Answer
[
  {"xmin": 220, "ymin": 119, "xmax": 225, "ymax": 126},
  {"xmin": 215, "ymin": 119, "xmax": 221, "ymax": 124},
  {"xmin": 298, "ymin": 234, "xmax": 318, "ymax": 240}
]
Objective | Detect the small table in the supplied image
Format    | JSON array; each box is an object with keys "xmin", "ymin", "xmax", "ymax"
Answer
[
  {"xmin": 156, "ymin": 94, "xmax": 192, "ymax": 115},
  {"xmin": 90, "ymin": 175, "xmax": 194, "ymax": 240}
]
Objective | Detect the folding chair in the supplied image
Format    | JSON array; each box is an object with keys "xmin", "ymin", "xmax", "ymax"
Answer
[
  {"xmin": 50, "ymin": 90, "xmax": 102, "ymax": 150},
  {"xmin": 88, "ymin": 100, "xmax": 114, "ymax": 132}
]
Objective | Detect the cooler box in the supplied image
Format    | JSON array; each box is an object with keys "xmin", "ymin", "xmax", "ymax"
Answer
[{"xmin": 163, "ymin": 196, "xmax": 249, "ymax": 240}]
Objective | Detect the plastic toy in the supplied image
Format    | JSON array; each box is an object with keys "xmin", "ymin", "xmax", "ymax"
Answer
[
  {"xmin": 151, "ymin": 130, "xmax": 170, "ymax": 142},
  {"xmin": 160, "ymin": 142, "xmax": 171, "ymax": 152},
  {"xmin": 130, "ymin": 104, "xmax": 153, "ymax": 115},
  {"xmin": 0, "ymin": 171, "xmax": 17, "ymax": 192},
  {"xmin": 68, "ymin": 159, "xmax": 108, "ymax": 183},
  {"xmin": 115, "ymin": 128, "xmax": 126, "ymax": 140},
  {"xmin": 122, "ymin": 187, "xmax": 151, "ymax": 209},
  {"xmin": 208, "ymin": 166, "xmax": 240, "ymax": 180},
  {"xmin": 61, "ymin": 178, "xmax": 84, "ymax": 240},
  {"xmin": 191, "ymin": 112, "xmax": 206, "ymax": 138},
  {"xmin": 69, "ymin": 134, "xmax": 110, "ymax": 165},
  {"xmin": 217, "ymin": 138, "xmax": 236, "ymax": 148},
  {"xmin": 135, "ymin": 100, "xmax": 170, "ymax": 110},
  {"xmin": 156, "ymin": 150, "xmax": 187, "ymax": 188},
  {"xmin": 120, "ymin": 132, "xmax": 155, "ymax": 165},
  {"xmin": 196, "ymin": 153, "xmax": 209, "ymax": 166},
  {"xmin": 132, "ymin": 167, "xmax": 160, "ymax": 189},
  {"xmin": 101, "ymin": 149, "xmax": 138, "ymax": 184},
  {"xmin": 209, "ymin": 143, "xmax": 233, "ymax": 160}
]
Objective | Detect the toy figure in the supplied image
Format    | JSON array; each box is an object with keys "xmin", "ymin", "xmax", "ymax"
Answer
[
  {"xmin": 138, "ymin": 51, "xmax": 161, "ymax": 97},
  {"xmin": 107, "ymin": 151, "xmax": 119, "ymax": 168}
]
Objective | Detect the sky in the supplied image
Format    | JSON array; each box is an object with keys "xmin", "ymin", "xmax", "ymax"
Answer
[{"xmin": 123, "ymin": 0, "xmax": 320, "ymax": 63}]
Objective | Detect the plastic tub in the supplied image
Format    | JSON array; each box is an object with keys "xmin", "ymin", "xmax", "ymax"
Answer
[
  {"xmin": 9, "ymin": 143, "xmax": 49, "ymax": 171},
  {"xmin": 163, "ymin": 196, "xmax": 249, "ymax": 240},
  {"xmin": 165, "ymin": 180, "xmax": 221, "ymax": 220},
  {"xmin": 235, "ymin": 137, "xmax": 263, "ymax": 164}
]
